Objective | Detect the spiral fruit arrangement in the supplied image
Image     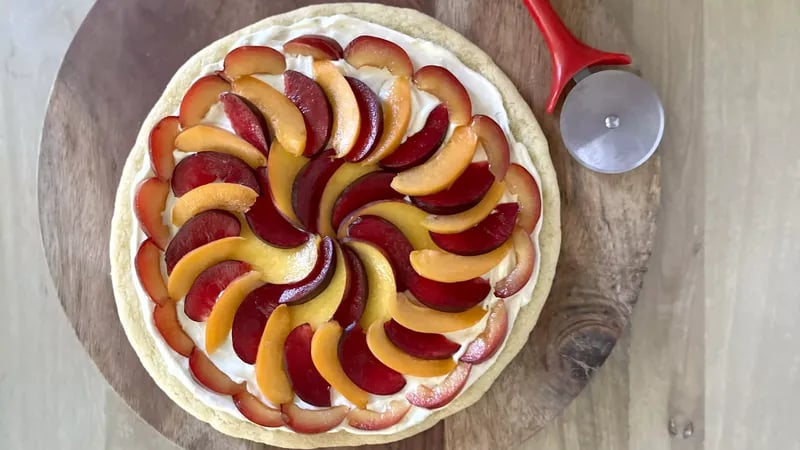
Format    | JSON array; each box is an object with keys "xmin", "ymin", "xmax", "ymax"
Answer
[{"xmin": 133, "ymin": 33, "xmax": 542, "ymax": 433}]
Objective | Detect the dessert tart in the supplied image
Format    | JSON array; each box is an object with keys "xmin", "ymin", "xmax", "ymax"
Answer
[{"xmin": 109, "ymin": 3, "xmax": 560, "ymax": 448}]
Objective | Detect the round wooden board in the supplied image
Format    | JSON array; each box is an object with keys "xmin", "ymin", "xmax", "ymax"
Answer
[{"xmin": 38, "ymin": 0, "xmax": 659, "ymax": 449}]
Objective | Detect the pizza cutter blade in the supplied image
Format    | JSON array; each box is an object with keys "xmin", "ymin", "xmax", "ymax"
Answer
[{"xmin": 522, "ymin": 0, "xmax": 664, "ymax": 174}]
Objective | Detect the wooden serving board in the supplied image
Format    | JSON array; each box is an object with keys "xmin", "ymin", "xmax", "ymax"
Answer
[{"xmin": 38, "ymin": 0, "xmax": 659, "ymax": 448}]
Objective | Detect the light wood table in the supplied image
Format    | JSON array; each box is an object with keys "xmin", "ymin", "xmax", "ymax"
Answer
[{"xmin": 1, "ymin": 0, "xmax": 798, "ymax": 449}]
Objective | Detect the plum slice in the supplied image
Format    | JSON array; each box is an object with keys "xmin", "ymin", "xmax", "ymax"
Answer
[
  {"xmin": 223, "ymin": 46, "xmax": 286, "ymax": 79},
  {"xmin": 179, "ymin": 74, "xmax": 230, "ymax": 128},
  {"xmin": 494, "ymin": 226, "xmax": 537, "ymax": 298},
  {"xmin": 413, "ymin": 65, "xmax": 472, "ymax": 126},
  {"xmin": 347, "ymin": 400, "xmax": 411, "ymax": 430},
  {"xmin": 136, "ymin": 239, "xmax": 169, "ymax": 305},
  {"xmin": 471, "ymin": 114, "xmax": 510, "ymax": 180},
  {"xmin": 429, "ymin": 203, "xmax": 519, "ymax": 256},
  {"xmin": 332, "ymin": 246, "xmax": 368, "ymax": 328},
  {"xmin": 344, "ymin": 36, "xmax": 413, "ymax": 77},
  {"xmin": 188, "ymin": 348, "xmax": 245, "ymax": 395},
  {"xmin": 406, "ymin": 361, "xmax": 471, "ymax": 409},
  {"xmin": 164, "ymin": 210, "xmax": 241, "ymax": 274},
  {"xmin": 232, "ymin": 392, "xmax": 283, "ymax": 427},
  {"xmin": 277, "ymin": 236, "xmax": 338, "ymax": 305},
  {"xmin": 244, "ymin": 168, "xmax": 309, "ymax": 248},
  {"xmin": 379, "ymin": 104, "xmax": 449, "ymax": 171},
  {"xmin": 149, "ymin": 116, "xmax": 179, "ymax": 181},
  {"xmin": 231, "ymin": 293, "xmax": 272, "ymax": 364},
  {"xmin": 284, "ymin": 35, "xmax": 344, "ymax": 60},
  {"xmin": 460, "ymin": 300, "xmax": 508, "ymax": 364},
  {"xmin": 343, "ymin": 77, "xmax": 383, "ymax": 162},
  {"xmin": 292, "ymin": 150, "xmax": 345, "ymax": 233},
  {"xmin": 284, "ymin": 70, "xmax": 332, "ymax": 157},
  {"xmin": 171, "ymin": 151, "xmax": 259, "ymax": 198},
  {"xmin": 285, "ymin": 324, "xmax": 332, "ymax": 407},
  {"xmin": 383, "ymin": 319, "xmax": 459, "ymax": 360},
  {"xmin": 184, "ymin": 260, "xmax": 251, "ymax": 322},
  {"xmin": 505, "ymin": 163, "xmax": 542, "ymax": 233},
  {"xmin": 339, "ymin": 325, "xmax": 406, "ymax": 395},
  {"xmin": 410, "ymin": 161, "xmax": 494, "ymax": 215},
  {"xmin": 282, "ymin": 404, "xmax": 348, "ymax": 434},
  {"xmin": 153, "ymin": 302, "xmax": 194, "ymax": 357},
  {"xmin": 134, "ymin": 177, "xmax": 170, "ymax": 250},
  {"xmin": 330, "ymin": 172, "xmax": 403, "ymax": 230},
  {"xmin": 220, "ymin": 92, "xmax": 269, "ymax": 156}
]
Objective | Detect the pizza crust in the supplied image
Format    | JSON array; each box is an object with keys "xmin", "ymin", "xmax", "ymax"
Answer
[{"xmin": 109, "ymin": 3, "xmax": 561, "ymax": 448}]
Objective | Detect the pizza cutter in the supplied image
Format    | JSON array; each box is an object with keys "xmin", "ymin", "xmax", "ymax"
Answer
[{"xmin": 522, "ymin": 0, "xmax": 664, "ymax": 174}]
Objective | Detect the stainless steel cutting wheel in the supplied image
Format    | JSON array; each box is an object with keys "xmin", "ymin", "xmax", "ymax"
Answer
[{"xmin": 560, "ymin": 70, "xmax": 664, "ymax": 174}]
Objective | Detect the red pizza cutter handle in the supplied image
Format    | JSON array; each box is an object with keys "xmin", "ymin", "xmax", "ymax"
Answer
[{"xmin": 522, "ymin": 0, "xmax": 632, "ymax": 113}]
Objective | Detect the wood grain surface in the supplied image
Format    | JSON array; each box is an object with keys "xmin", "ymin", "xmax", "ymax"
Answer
[
  {"xmin": 37, "ymin": 0, "xmax": 660, "ymax": 449},
  {"xmin": 705, "ymin": 1, "xmax": 800, "ymax": 449}
]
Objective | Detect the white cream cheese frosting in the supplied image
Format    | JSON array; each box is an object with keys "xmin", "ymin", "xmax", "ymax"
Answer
[{"xmin": 129, "ymin": 14, "xmax": 543, "ymax": 435}]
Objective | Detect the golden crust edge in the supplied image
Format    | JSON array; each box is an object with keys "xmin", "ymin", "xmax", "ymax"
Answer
[{"xmin": 108, "ymin": 3, "xmax": 561, "ymax": 448}]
